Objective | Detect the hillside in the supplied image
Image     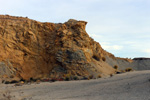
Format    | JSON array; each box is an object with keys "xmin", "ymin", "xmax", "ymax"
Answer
[
  {"xmin": 106, "ymin": 56, "xmax": 150, "ymax": 71},
  {"xmin": 0, "ymin": 15, "xmax": 117, "ymax": 81},
  {"xmin": 0, "ymin": 15, "xmax": 149, "ymax": 82},
  {"xmin": 130, "ymin": 58, "xmax": 150, "ymax": 70}
]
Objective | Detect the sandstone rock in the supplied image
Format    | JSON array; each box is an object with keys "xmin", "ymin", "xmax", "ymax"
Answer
[{"xmin": 0, "ymin": 15, "xmax": 118, "ymax": 80}]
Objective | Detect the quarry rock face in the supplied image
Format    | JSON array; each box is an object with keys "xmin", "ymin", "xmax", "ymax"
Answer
[{"xmin": 0, "ymin": 15, "xmax": 116, "ymax": 80}]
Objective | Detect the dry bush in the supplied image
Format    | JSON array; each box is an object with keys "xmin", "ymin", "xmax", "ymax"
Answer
[
  {"xmin": 114, "ymin": 65, "xmax": 118, "ymax": 69},
  {"xmin": 110, "ymin": 74, "xmax": 113, "ymax": 77},
  {"xmin": 82, "ymin": 76, "xmax": 89, "ymax": 80},
  {"xmin": 102, "ymin": 57, "xmax": 106, "ymax": 61},
  {"xmin": 64, "ymin": 74, "xmax": 72, "ymax": 81},
  {"xmin": 89, "ymin": 75, "xmax": 94, "ymax": 79},
  {"xmin": 97, "ymin": 74, "xmax": 102, "ymax": 78},
  {"xmin": 125, "ymin": 68, "xmax": 133, "ymax": 72},
  {"xmin": 65, "ymin": 76, "xmax": 70, "ymax": 81},
  {"xmin": 73, "ymin": 76, "xmax": 79, "ymax": 80}
]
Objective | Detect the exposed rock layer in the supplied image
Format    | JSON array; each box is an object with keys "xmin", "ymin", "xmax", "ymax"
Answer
[
  {"xmin": 0, "ymin": 15, "xmax": 116, "ymax": 80},
  {"xmin": 1, "ymin": 15, "xmax": 149, "ymax": 81}
]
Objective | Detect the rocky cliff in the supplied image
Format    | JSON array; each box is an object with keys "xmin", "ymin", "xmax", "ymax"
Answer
[
  {"xmin": 1, "ymin": 15, "xmax": 148, "ymax": 82},
  {"xmin": 0, "ymin": 15, "xmax": 117, "ymax": 80}
]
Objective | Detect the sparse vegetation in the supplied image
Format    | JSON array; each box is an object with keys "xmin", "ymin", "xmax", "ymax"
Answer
[
  {"xmin": 114, "ymin": 65, "xmax": 118, "ymax": 69},
  {"xmin": 102, "ymin": 57, "xmax": 106, "ymax": 61},
  {"xmin": 116, "ymin": 71, "xmax": 121, "ymax": 74},
  {"xmin": 97, "ymin": 74, "xmax": 102, "ymax": 78},
  {"xmin": 125, "ymin": 68, "xmax": 133, "ymax": 72},
  {"xmin": 110, "ymin": 74, "xmax": 113, "ymax": 77},
  {"xmin": 73, "ymin": 76, "xmax": 79, "ymax": 80},
  {"xmin": 64, "ymin": 74, "xmax": 72, "ymax": 81},
  {"xmin": 89, "ymin": 75, "xmax": 94, "ymax": 79},
  {"xmin": 65, "ymin": 76, "xmax": 70, "ymax": 81}
]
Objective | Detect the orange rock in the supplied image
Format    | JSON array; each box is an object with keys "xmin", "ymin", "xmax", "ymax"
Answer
[{"xmin": 0, "ymin": 15, "xmax": 132, "ymax": 81}]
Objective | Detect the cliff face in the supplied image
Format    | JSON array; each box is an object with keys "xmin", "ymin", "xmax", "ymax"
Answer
[
  {"xmin": 1, "ymin": 15, "xmax": 149, "ymax": 81},
  {"xmin": 0, "ymin": 15, "xmax": 116, "ymax": 80}
]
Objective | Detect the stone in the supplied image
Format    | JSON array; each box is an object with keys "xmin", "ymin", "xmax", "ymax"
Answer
[{"xmin": 0, "ymin": 15, "xmax": 130, "ymax": 81}]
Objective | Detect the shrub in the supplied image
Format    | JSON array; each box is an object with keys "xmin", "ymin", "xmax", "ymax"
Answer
[
  {"xmin": 10, "ymin": 80, "xmax": 19, "ymax": 84},
  {"xmin": 114, "ymin": 65, "xmax": 118, "ymax": 69},
  {"xmin": 82, "ymin": 76, "xmax": 89, "ymax": 80},
  {"xmin": 4, "ymin": 81, "xmax": 10, "ymax": 84},
  {"xmin": 102, "ymin": 57, "xmax": 106, "ymax": 61},
  {"xmin": 65, "ymin": 76, "xmax": 70, "ymax": 81},
  {"xmin": 110, "ymin": 74, "xmax": 113, "ymax": 77},
  {"xmin": 125, "ymin": 68, "xmax": 133, "ymax": 72},
  {"xmin": 73, "ymin": 76, "xmax": 79, "ymax": 80},
  {"xmin": 20, "ymin": 78, "xmax": 25, "ymax": 82},
  {"xmin": 89, "ymin": 75, "xmax": 94, "ymax": 79},
  {"xmin": 30, "ymin": 78, "xmax": 37, "ymax": 82},
  {"xmin": 97, "ymin": 75, "xmax": 102, "ymax": 78},
  {"xmin": 64, "ymin": 73, "xmax": 72, "ymax": 81},
  {"xmin": 116, "ymin": 71, "xmax": 121, "ymax": 74}
]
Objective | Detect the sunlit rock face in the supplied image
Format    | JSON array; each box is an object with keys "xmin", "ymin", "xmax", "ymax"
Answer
[{"xmin": 0, "ymin": 15, "xmax": 118, "ymax": 80}]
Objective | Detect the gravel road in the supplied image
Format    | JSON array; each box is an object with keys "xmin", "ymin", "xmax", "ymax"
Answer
[{"xmin": 0, "ymin": 70, "xmax": 150, "ymax": 100}]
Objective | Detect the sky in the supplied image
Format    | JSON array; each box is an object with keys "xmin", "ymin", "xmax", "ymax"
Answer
[{"xmin": 0, "ymin": 0, "xmax": 150, "ymax": 58}]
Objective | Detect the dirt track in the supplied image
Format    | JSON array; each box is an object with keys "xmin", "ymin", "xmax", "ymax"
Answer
[{"xmin": 0, "ymin": 70, "xmax": 150, "ymax": 100}]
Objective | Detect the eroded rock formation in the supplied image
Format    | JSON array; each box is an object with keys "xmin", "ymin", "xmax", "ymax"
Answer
[
  {"xmin": 2, "ymin": 15, "xmax": 143, "ymax": 81},
  {"xmin": 0, "ymin": 15, "xmax": 117, "ymax": 80}
]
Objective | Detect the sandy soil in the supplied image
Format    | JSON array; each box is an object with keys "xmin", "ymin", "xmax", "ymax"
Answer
[{"xmin": 0, "ymin": 70, "xmax": 150, "ymax": 100}]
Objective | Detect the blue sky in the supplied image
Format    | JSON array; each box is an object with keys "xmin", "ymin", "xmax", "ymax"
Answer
[{"xmin": 0, "ymin": 0, "xmax": 150, "ymax": 58}]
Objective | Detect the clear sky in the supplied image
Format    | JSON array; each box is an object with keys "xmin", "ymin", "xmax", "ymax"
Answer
[{"xmin": 0, "ymin": 0, "xmax": 150, "ymax": 58}]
